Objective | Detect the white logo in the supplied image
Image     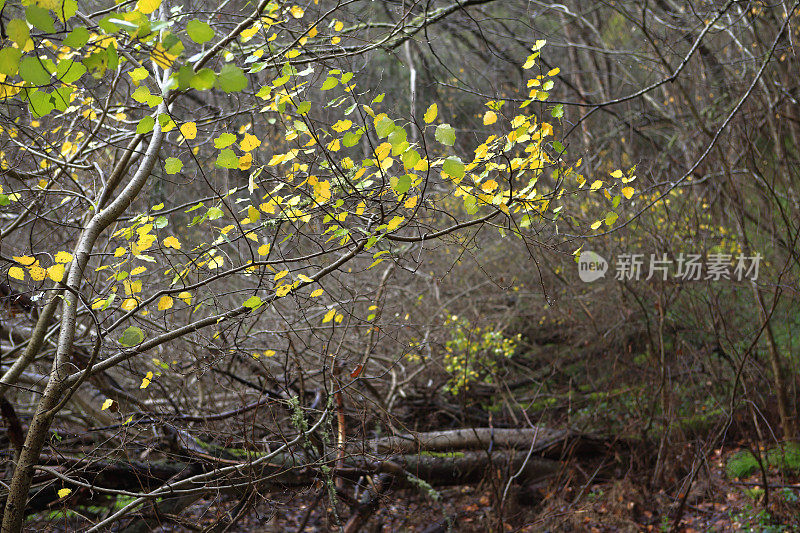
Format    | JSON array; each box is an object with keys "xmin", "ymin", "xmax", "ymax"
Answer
[{"xmin": 578, "ymin": 251, "xmax": 608, "ymax": 282}]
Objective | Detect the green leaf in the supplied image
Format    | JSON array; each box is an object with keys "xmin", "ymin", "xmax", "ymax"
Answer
[
  {"xmin": 216, "ymin": 64, "xmax": 247, "ymax": 93},
  {"xmin": 320, "ymin": 77, "xmax": 339, "ymax": 90},
  {"xmin": 132, "ymin": 86, "xmax": 151, "ymax": 103},
  {"xmin": 57, "ymin": 0, "xmax": 78, "ymax": 22},
  {"xmin": 186, "ymin": 19, "xmax": 215, "ymax": 44},
  {"xmin": 8, "ymin": 19, "xmax": 30, "ymax": 47},
  {"xmin": 342, "ymin": 131, "xmax": 362, "ymax": 147},
  {"xmin": 190, "ymin": 68, "xmax": 216, "ymax": 90},
  {"xmin": 401, "ymin": 148, "xmax": 420, "ymax": 169},
  {"xmin": 442, "ymin": 157, "xmax": 465, "ymax": 179},
  {"xmin": 214, "ymin": 133, "xmax": 236, "ymax": 148},
  {"xmin": 605, "ymin": 212, "xmax": 618, "ymax": 226},
  {"xmin": 164, "ymin": 157, "xmax": 183, "ymax": 174},
  {"xmin": 56, "ymin": 59, "xmax": 86, "ymax": 84},
  {"xmin": 51, "ymin": 85, "xmax": 72, "ymax": 111},
  {"xmin": 63, "ymin": 26, "xmax": 89, "ymax": 48},
  {"xmin": 391, "ymin": 174, "xmax": 412, "ymax": 195},
  {"xmin": 26, "ymin": 5, "xmax": 55, "ymax": 33},
  {"xmin": 119, "ymin": 326, "xmax": 144, "ymax": 347},
  {"xmin": 19, "ymin": 57, "xmax": 51, "ymax": 85},
  {"xmin": 206, "ymin": 206, "xmax": 224, "ymax": 219},
  {"xmin": 375, "ymin": 116, "xmax": 395, "ymax": 138},
  {"xmin": 435, "ymin": 124, "xmax": 456, "ymax": 146},
  {"xmin": 551, "ymin": 103, "xmax": 564, "ymax": 118},
  {"xmin": 388, "ymin": 128, "xmax": 407, "ymax": 154},
  {"xmin": 27, "ymin": 89, "xmax": 54, "ymax": 117},
  {"xmin": 136, "ymin": 116, "xmax": 155, "ymax": 134},
  {"xmin": 129, "ymin": 66, "xmax": 149, "ymax": 81},
  {"xmin": 295, "ymin": 101, "xmax": 311, "ymax": 115},
  {"xmin": 216, "ymin": 148, "xmax": 239, "ymax": 169},
  {"xmin": 243, "ymin": 295, "xmax": 262, "ymax": 309},
  {"xmin": 0, "ymin": 48, "xmax": 21, "ymax": 76}
]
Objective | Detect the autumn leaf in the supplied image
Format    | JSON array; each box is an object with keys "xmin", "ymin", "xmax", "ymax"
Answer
[
  {"xmin": 47, "ymin": 263, "xmax": 65, "ymax": 282},
  {"xmin": 101, "ymin": 399, "xmax": 114, "ymax": 411},
  {"xmin": 180, "ymin": 122, "xmax": 197, "ymax": 140},
  {"xmin": 163, "ymin": 236, "xmax": 181, "ymax": 249},
  {"xmin": 54, "ymin": 251, "xmax": 73, "ymax": 263},
  {"xmin": 424, "ymin": 103, "xmax": 438, "ymax": 123},
  {"xmin": 157, "ymin": 295, "xmax": 173, "ymax": 310}
]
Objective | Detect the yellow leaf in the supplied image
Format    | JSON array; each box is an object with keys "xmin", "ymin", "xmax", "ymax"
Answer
[
  {"xmin": 137, "ymin": 0, "xmax": 161, "ymax": 14},
  {"xmin": 622, "ymin": 186, "xmax": 634, "ymax": 199},
  {"xmin": 590, "ymin": 220, "xmax": 602, "ymax": 230},
  {"xmin": 163, "ymin": 235, "xmax": 181, "ymax": 249},
  {"xmin": 207, "ymin": 255, "xmax": 224, "ymax": 269},
  {"xmin": 47, "ymin": 263, "xmax": 65, "ymax": 282},
  {"xmin": 323, "ymin": 309, "xmax": 336, "ymax": 323},
  {"xmin": 483, "ymin": 111, "xmax": 497, "ymax": 125},
  {"xmin": 55, "ymin": 251, "xmax": 73, "ymax": 263},
  {"xmin": 13, "ymin": 255, "xmax": 36, "ymax": 267},
  {"xmin": 57, "ymin": 488, "xmax": 72, "ymax": 499},
  {"xmin": 140, "ymin": 372, "xmax": 152, "ymax": 389},
  {"xmin": 178, "ymin": 291, "xmax": 192, "ymax": 304},
  {"xmin": 131, "ymin": 266, "xmax": 147, "ymax": 276},
  {"xmin": 334, "ymin": 20, "xmax": 344, "ymax": 31},
  {"xmin": 332, "ymin": 119, "xmax": 352, "ymax": 132},
  {"xmin": 334, "ymin": 313, "xmax": 343, "ymax": 323},
  {"xmin": 264, "ymin": 349, "xmax": 276, "ymax": 357},
  {"xmin": 29, "ymin": 266, "xmax": 46, "ymax": 281},
  {"xmin": 481, "ymin": 179, "xmax": 498, "ymax": 193},
  {"xmin": 298, "ymin": 274, "xmax": 313, "ymax": 282},
  {"xmin": 290, "ymin": 5, "xmax": 304, "ymax": 18},
  {"xmin": 8, "ymin": 266, "xmax": 24, "ymax": 280},
  {"xmin": 610, "ymin": 169, "xmax": 624, "ymax": 179},
  {"xmin": 274, "ymin": 270, "xmax": 288, "ymax": 281},
  {"xmin": 121, "ymin": 298, "xmax": 138, "ymax": 311},
  {"xmin": 180, "ymin": 122, "xmax": 197, "ymax": 140},
  {"xmin": 258, "ymin": 243, "xmax": 271, "ymax": 255},
  {"xmin": 114, "ymin": 247, "xmax": 126, "ymax": 257},
  {"xmin": 547, "ymin": 67, "xmax": 560, "ymax": 76},
  {"xmin": 239, "ymin": 153, "xmax": 253, "ymax": 170},
  {"xmin": 386, "ymin": 216, "xmax": 404, "ymax": 231},
  {"xmin": 101, "ymin": 399, "xmax": 113, "ymax": 411},
  {"xmin": 423, "ymin": 103, "xmax": 438, "ymax": 123},
  {"xmin": 157, "ymin": 295, "xmax": 173, "ymax": 310},
  {"xmin": 240, "ymin": 133, "xmax": 261, "ymax": 152},
  {"xmin": 590, "ymin": 180, "xmax": 603, "ymax": 191},
  {"xmin": 241, "ymin": 25, "xmax": 260, "ymax": 42},
  {"xmin": 311, "ymin": 288, "xmax": 324, "ymax": 297},
  {"xmin": 276, "ymin": 284, "xmax": 292, "ymax": 297},
  {"xmin": 246, "ymin": 205, "xmax": 260, "ymax": 223}
]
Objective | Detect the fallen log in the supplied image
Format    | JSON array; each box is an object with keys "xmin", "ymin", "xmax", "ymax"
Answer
[{"xmin": 372, "ymin": 427, "xmax": 569, "ymax": 454}]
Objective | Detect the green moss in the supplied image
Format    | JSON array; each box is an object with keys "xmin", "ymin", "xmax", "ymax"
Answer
[
  {"xmin": 766, "ymin": 443, "xmax": 800, "ymax": 473},
  {"xmin": 726, "ymin": 443, "xmax": 800, "ymax": 480},
  {"xmin": 726, "ymin": 450, "xmax": 760, "ymax": 479}
]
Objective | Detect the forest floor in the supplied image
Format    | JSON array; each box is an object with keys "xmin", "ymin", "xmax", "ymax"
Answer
[{"xmin": 60, "ymin": 444, "xmax": 789, "ymax": 532}]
